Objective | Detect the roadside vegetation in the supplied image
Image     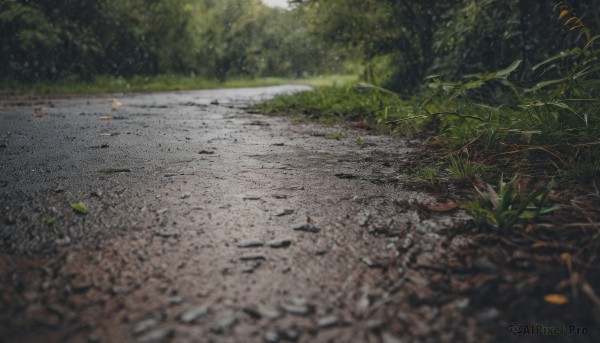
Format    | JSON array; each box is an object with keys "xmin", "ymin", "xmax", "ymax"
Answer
[{"xmin": 258, "ymin": 0, "xmax": 600, "ymax": 323}]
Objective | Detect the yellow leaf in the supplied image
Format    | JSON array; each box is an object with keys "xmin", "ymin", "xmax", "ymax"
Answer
[
  {"xmin": 531, "ymin": 241, "xmax": 547, "ymax": 248},
  {"xmin": 111, "ymin": 99, "xmax": 123, "ymax": 111},
  {"xmin": 544, "ymin": 294, "xmax": 569, "ymax": 305},
  {"xmin": 558, "ymin": 9, "xmax": 570, "ymax": 20},
  {"xmin": 564, "ymin": 17, "xmax": 578, "ymax": 27}
]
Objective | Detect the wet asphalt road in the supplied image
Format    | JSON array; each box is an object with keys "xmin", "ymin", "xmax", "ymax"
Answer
[{"xmin": 0, "ymin": 86, "xmax": 495, "ymax": 343}]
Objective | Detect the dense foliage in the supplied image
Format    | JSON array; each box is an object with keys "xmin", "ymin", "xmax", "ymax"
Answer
[{"xmin": 0, "ymin": 0, "xmax": 340, "ymax": 82}]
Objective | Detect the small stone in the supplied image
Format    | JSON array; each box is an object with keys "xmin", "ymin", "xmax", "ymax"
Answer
[
  {"xmin": 243, "ymin": 196, "xmax": 261, "ymax": 200},
  {"xmin": 292, "ymin": 223, "xmax": 320, "ymax": 233},
  {"xmin": 281, "ymin": 328, "xmax": 300, "ymax": 342},
  {"xmin": 112, "ymin": 286, "xmax": 132, "ymax": 295},
  {"xmin": 382, "ymin": 332, "xmax": 402, "ymax": 343},
  {"xmin": 265, "ymin": 330, "xmax": 280, "ymax": 343},
  {"xmin": 473, "ymin": 257, "xmax": 499, "ymax": 273},
  {"xmin": 476, "ymin": 308, "xmax": 500, "ymax": 324},
  {"xmin": 180, "ymin": 304, "xmax": 210, "ymax": 323},
  {"xmin": 133, "ymin": 318, "xmax": 160, "ymax": 335},
  {"xmin": 137, "ymin": 328, "xmax": 175, "ymax": 343},
  {"xmin": 317, "ymin": 315, "xmax": 339, "ymax": 329},
  {"xmin": 267, "ymin": 238, "xmax": 292, "ymax": 248},
  {"xmin": 282, "ymin": 300, "xmax": 313, "ymax": 316},
  {"xmin": 237, "ymin": 240, "xmax": 264, "ymax": 248},
  {"xmin": 55, "ymin": 236, "xmax": 71, "ymax": 246},
  {"xmin": 211, "ymin": 315, "xmax": 238, "ymax": 334},
  {"xmin": 181, "ymin": 193, "xmax": 191, "ymax": 199},
  {"xmin": 260, "ymin": 308, "xmax": 283, "ymax": 319},
  {"xmin": 275, "ymin": 209, "xmax": 294, "ymax": 217},
  {"xmin": 240, "ymin": 253, "xmax": 266, "ymax": 261},
  {"xmin": 367, "ymin": 319, "xmax": 384, "ymax": 331},
  {"xmin": 168, "ymin": 296, "xmax": 183, "ymax": 306},
  {"xmin": 241, "ymin": 306, "xmax": 262, "ymax": 320},
  {"xmin": 155, "ymin": 231, "xmax": 178, "ymax": 238},
  {"xmin": 282, "ymin": 305, "xmax": 309, "ymax": 315},
  {"xmin": 241, "ymin": 261, "xmax": 261, "ymax": 273}
]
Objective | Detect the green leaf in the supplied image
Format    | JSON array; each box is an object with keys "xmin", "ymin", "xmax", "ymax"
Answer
[
  {"xmin": 524, "ymin": 77, "xmax": 570, "ymax": 93},
  {"xmin": 493, "ymin": 60, "xmax": 522, "ymax": 78},
  {"xmin": 45, "ymin": 216, "xmax": 56, "ymax": 226},
  {"xmin": 71, "ymin": 202, "xmax": 88, "ymax": 214}
]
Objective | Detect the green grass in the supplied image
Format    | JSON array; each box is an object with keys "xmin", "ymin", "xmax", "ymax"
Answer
[
  {"xmin": 0, "ymin": 74, "xmax": 359, "ymax": 95},
  {"xmin": 256, "ymin": 83, "xmax": 407, "ymax": 125}
]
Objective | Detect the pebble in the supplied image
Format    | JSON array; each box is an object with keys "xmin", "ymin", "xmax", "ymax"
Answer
[
  {"xmin": 180, "ymin": 304, "xmax": 210, "ymax": 323},
  {"xmin": 133, "ymin": 318, "xmax": 160, "ymax": 335},
  {"xmin": 137, "ymin": 328, "xmax": 175, "ymax": 343},
  {"xmin": 267, "ymin": 238, "xmax": 292, "ymax": 248},
  {"xmin": 282, "ymin": 300, "xmax": 313, "ymax": 316},
  {"xmin": 240, "ymin": 253, "xmax": 266, "ymax": 261},
  {"xmin": 241, "ymin": 261, "xmax": 261, "ymax": 273},
  {"xmin": 282, "ymin": 305, "xmax": 310, "ymax": 315},
  {"xmin": 260, "ymin": 308, "xmax": 284, "ymax": 319},
  {"xmin": 317, "ymin": 315, "xmax": 339, "ymax": 329},
  {"xmin": 211, "ymin": 315, "xmax": 238, "ymax": 334},
  {"xmin": 382, "ymin": 332, "xmax": 402, "ymax": 343},
  {"xmin": 292, "ymin": 223, "xmax": 320, "ymax": 233},
  {"xmin": 275, "ymin": 209, "xmax": 294, "ymax": 216},
  {"xmin": 155, "ymin": 231, "xmax": 178, "ymax": 238},
  {"xmin": 367, "ymin": 319, "xmax": 384, "ymax": 331},
  {"xmin": 111, "ymin": 286, "xmax": 132, "ymax": 295},
  {"xmin": 476, "ymin": 308, "xmax": 500, "ymax": 324},
  {"xmin": 237, "ymin": 239, "xmax": 264, "ymax": 248},
  {"xmin": 168, "ymin": 296, "xmax": 183, "ymax": 306},
  {"xmin": 281, "ymin": 328, "xmax": 300, "ymax": 341},
  {"xmin": 265, "ymin": 330, "xmax": 280, "ymax": 342},
  {"xmin": 241, "ymin": 306, "xmax": 262, "ymax": 319},
  {"xmin": 181, "ymin": 193, "xmax": 191, "ymax": 199}
]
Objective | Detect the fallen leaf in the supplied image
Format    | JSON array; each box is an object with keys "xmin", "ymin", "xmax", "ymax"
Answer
[
  {"xmin": 99, "ymin": 116, "xmax": 113, "ymax": 120},
  {"xmin": 111, "ymin": 99, "xmax": 123, "ymax": 111},
  {"xmin": 33, "ymin": 107, "xmax": 48, "ymax": 118},
  {"xmin": 424, "ymin": 202, "xmax": 459, "ymax": 212},
  {"xmin": 71, "ymin": 202, "xmax": 88, "ymax": 214},
  {"xmin": 544, "ymin": 294, "xmax": 568, "ymax": 305},
  {"xmin": 45, "ymin": 216, "xmax": 56, "ymax": 226},
  {"xmin": 351, "ymin": 121, "xmax": 368, "ymax": 128}
]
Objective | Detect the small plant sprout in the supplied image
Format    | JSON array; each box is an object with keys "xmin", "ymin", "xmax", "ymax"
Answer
[{"xmin": 462, "ymin": 175, "xmax": 560, "ymax": 232}]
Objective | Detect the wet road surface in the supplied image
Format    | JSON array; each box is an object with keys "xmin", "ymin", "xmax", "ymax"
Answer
[{"xmin": 1, "ymin": 86, "xmax": 496, "ymax": 342}]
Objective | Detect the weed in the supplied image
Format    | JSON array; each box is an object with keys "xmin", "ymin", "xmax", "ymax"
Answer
[
  {"xmin": 355, "ymin": 135, "xmax": 366, "ymax": 148},
  {"xmin": 416, "ymin": 166, "xmax": 440, "ymax": 188},
  {"xmin": 448, "ymin": 156, "xmax": 489, "ymax": 182},
  {"xmin": 462, "ymin": 175, "xmax": 559, "ymax": 232},
  {"xmin": 330, "ymin": 131, "xmax": 345, "ymax": 140}
]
